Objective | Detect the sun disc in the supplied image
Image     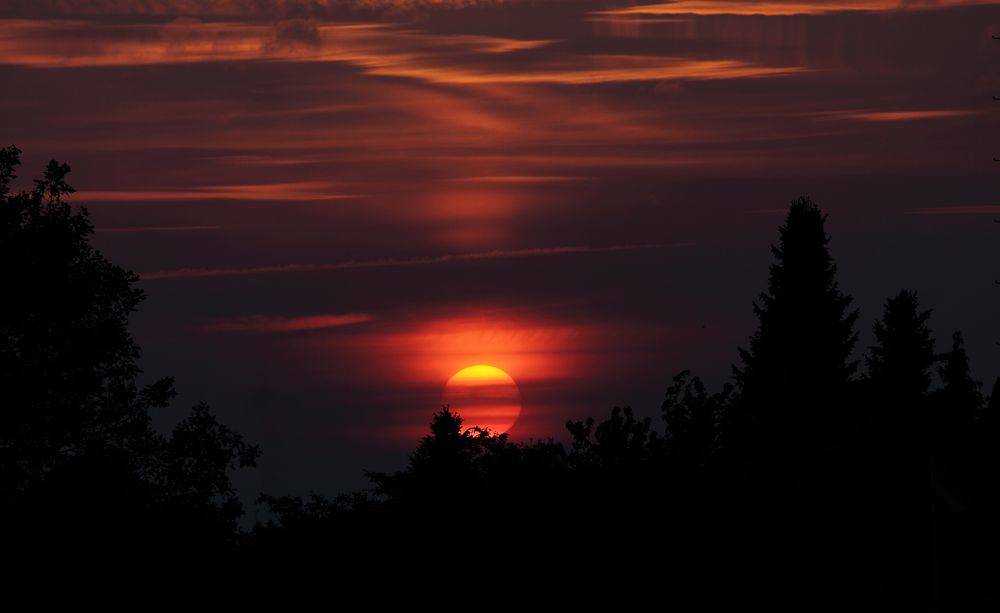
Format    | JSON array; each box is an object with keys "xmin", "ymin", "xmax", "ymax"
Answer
[{"xmin": 442, "ymin": 364, "xmax": 522, "ymax": 434}]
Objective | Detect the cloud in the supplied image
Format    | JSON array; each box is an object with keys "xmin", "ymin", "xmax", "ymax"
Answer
[
  {"xmin": 0, "ymin": 0, "xmax": 518, "ymax": 19},
  {"xmin": 446, "ymin": 175, "xmax": 587, "ymax": 183},
  {"xmin": 0, "ymin": 19, "xmax": 800, "ymax": 85},
  {"xmin": 72, "ymin": 182, "xmax": 362, "ymax": 203},
  {"xmin": 364, "ymin": 55, "xmax": 802, "ymax": 85},
  {"xmin": 908, "ymin": 205, "xmax": 1000, "ymax": 215},
  {"xmin": 593, "ymin": 0, "xmax": 1000, "ymax": 18},
  {"xmin": 95, "ymin": 225, "xmax": 220, "ymax": 232},
  {"xmin": 141, "ymin": 243, "xmax": 684, "ymax": 280},
  {"xmin": 815, "ymin": 109, "xmax": 982, "ymax": 122},
  {"xmin": 269, "ymin": 18, "xmax": 321, "ymax": 48},
  {"xmin": 204, "ymin": 312, "xmax": 374, "ymax": 333}
]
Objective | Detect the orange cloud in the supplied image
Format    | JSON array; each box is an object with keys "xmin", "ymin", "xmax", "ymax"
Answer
[
  {"xmin": 15, "ymin": 0, "xmax": 993, "ymax": 19},
  {"xmin": 0, "ymin": 19, "xmax": 800, "ymax": 84},
  {"xmin": 594, "ymin": 0, "xmax": 999, "ymax": 17},
  {"xmin": 815, "ymin": 109, "xmax": 982, "ymax": 122},
  {"xmin": 446, "ymin": 175, "xmax": 587, "ymax": 183},
  {"xmin": 17, "ymin": 73, "xmax": 716, "ymax": 180},
  {"xmin": 368, "ymin": 56, "xmax": 801, "ymax": 85},
  {"xmin": 204, "ymin": 313, "xmax": 375, "ymax": 333},
  {"xmin": 341, "ymin": 314, "xmax": 587, "ymax": 386},
  {"xmin": 0, "ymin": 17, "xmax": 806, "ymax": 178},
  {"xmin": 0, "ymin": 20, "xmax": 552, "ymax": 69},
  {"xmin": 73, "ymin": 182, "xmax": 362, "ymax": 202},
  {"xmin": 1, "ymin": 0, "xmax": 515, "ymax": 18}
]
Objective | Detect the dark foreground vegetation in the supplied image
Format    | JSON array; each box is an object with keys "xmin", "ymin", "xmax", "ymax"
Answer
[{"xmin": 3, "ymin": 147, "xmax": 998, "ymax": 606}]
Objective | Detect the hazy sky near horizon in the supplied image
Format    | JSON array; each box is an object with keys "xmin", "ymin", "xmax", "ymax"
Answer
[{"xmin": 2, "ymin": 0, "xmax": 999, "ymax": 497}]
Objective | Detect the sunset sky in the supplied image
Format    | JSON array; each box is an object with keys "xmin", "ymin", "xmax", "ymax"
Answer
[{"xmin": 3, "ymin": 0, "xmax": 999, "ymax": 498}]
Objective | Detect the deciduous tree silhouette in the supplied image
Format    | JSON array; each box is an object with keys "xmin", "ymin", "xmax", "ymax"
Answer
[
  {"xmin": 367, "ymin": 407, "xmax": 489, "ymax": 506},
  {"xmin": 566, "ymin": 405, "xmax": 662, "ymax": 470},
  {"xmin": 0, "ymin": 145, "xmax": 158, "ymax": 497},
  {"xmin": 662, "ymin": 370, "xmax": 730, "ymax": 473},
  {"xmin": 0, "ymin": 146, "xmax": 258, "ymax": 557}
]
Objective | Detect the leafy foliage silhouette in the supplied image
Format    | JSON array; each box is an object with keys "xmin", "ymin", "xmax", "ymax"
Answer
[{"xmin": 0, "ymin": 146, "xmax": 258, "ymax": 559}]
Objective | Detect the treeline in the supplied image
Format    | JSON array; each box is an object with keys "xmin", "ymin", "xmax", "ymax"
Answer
[
  {"xmin": 2, "ymin": 148, "xmax": 997, "ymax": 605},
  {"xmin": 250, "ymin": 200, "xmax": 1000, "ymax": 607}
]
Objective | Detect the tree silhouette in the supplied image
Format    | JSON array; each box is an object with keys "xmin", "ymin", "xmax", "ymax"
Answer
[
  {"xmin": 936, "ymin": 332, "xmax": 982, "ymax": 425},
  {"xmin": 0, "ymin": 145, "xmax": 160, "ymax": 497},
  {"xmin": 734, "ymin": 196, "xmax": 859, "ymax": 469},
  {"xmin": 928, "ymin": 332, "xmax": 985, "ymax": 607},
  {"xmin": 725, "ymin": 198, "xmax": 861, "ymax": 602},
  {"xmin": 0, "ymin": 146, "xmax": 258, "ymax": 556},
  {"xmin": 156, "ymin": 403, "xmax": 260, "ymax": 548},
  {"xmin": 981, "ymin": 378, "xmax": 1000, "ymax": 505},
  {"xmin": 662, "ymin": 370, "xmax": 730, "ymax": 473},
  {"xmin": 367, "ymin": 407, "xmax": 487, "ymax": 506},
  {"xmin": 863, "ymin": 289, "xmax": 938, "ymax": 606},
  {"xmin": 867, "ymin": 290, "xmax": 936, "ymax": 400},
  {"xmin": 566, "ymin": 405, "xmax": 662, "ymax": 470},
  {"xmin": 933, "ymin": 331, "xmax": 982, "ymax": 496}
]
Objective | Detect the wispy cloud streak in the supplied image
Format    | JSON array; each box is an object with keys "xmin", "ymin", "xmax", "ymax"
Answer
[
  {"xmin": 96, "ymin": 225, "xmax": 219, "ymax": 233},
  {"xmin": 908, "ymin": 205, "xmax": 1000, "ymax": 215},
  {"xmin": 0, "ymin": 0, "xmax": 517, "ymax": 18},
  {"xmin": 204, "ymin": 313, "xmax": 374, "ymax": 333},
  {"xmin": 73, "ymin": 182, "xmax": 361, "ymax": 203},
  {"xmin": 594, "ymin": 0, "xmax": 1000, "ymax": 17},
  {"xmin": 815, "ymin": 109, "xmax": 981, "ymax": 122},
  {"xmin": 142, "ymin": 243, "xmax": 684, "ymax": 280},
  {"xmin": 447, "ymin": 175, "xmax": 587, "ymax": 183}
]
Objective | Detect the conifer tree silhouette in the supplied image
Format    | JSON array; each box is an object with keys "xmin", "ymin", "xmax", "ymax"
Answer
[
  {"xmin": 934, "ymin": 331, "xmax": 982, "ymax": 501},
  {"xmin": 936, "ymin": 332, "xmax": 982, "ymax": 425},
  {"xmin": 865, "ymin": 289, "xmax": 937, "ymax": 606},
  {"xmin": 867, "ymin": 290, "xmax": 935, "ymax": 400},
  {"xmin": 734, "ymin": 197, "xmax": 859, "ymax": 470}
]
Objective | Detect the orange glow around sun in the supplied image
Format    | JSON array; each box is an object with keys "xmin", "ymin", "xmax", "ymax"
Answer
[{"xmin": 442, "ymin": 365, "xmax": 522, "ymax": 434}]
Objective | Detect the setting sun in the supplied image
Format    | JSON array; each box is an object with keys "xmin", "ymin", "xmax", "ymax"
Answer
[{"xmin": 442, "ymin": 365, "xmax": 522, "ymax": 434}]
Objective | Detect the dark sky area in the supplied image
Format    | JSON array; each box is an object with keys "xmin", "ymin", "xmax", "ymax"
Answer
[{"xmin": 2, "ymin": 0, "xmax": 999, "ymax": 506}]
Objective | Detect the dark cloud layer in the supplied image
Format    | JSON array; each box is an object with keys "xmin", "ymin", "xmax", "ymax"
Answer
[{"xmin": 0, "ymin": 0, "xmax": 524, "ymax": 19}]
